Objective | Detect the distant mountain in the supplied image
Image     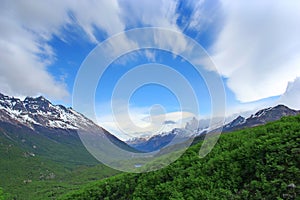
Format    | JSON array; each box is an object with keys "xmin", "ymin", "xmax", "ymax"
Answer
[
  {"xmin": 128, "ymin": 104, "xmax": 300, "ymax": 152},
  {"xmin": 127, "ymin": 128, "xmax": 193, "ymax": 152},
  {"xmin": 221, "ymin": 104, "xmax": 300, "ymax": 133},
  {"xmin": 0, "ymin": 92, "xmax": 137, "ymax": 164}
]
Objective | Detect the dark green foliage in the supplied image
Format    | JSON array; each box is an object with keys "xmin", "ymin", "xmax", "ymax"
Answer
[
  {"xmin": 0, "ymin": 125, "xmax": 119, "ymax": 199},
  {"xmin": 0, "ymin": 187, "xmax": 10, "ymax": 200},
  {"xmin": 0, "ymin": 188, "xmax": 4, "ymax": 200},
  {"xmin": 61, "ymin": 115, "xmax": 300, "ymax": 200}
]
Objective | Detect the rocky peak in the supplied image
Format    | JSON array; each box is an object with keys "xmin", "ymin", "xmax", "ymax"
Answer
[
  {"xmin": 224, "ymin": 115, "xmax": 246, "ymax": 129},
  {"xmin": 0, "ymin": 93, "xmax": 95, "ymax": 130},
  {"xmin": 23, "ymin": 96, "xmax": 53, "ymax": 113}
]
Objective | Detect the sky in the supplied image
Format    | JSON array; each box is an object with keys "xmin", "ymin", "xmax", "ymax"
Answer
[{"xmin": 1, "ymin": 0, "xmax": 300, "ymax": 140}]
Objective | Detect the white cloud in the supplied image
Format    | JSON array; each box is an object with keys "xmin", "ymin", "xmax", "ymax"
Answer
[
  {"xmin": 104, "ymin": 33, "xmax": 139, "ymax": 59},
  {"xmin": 113, "ymin": 49, "xmax": 157, "ymax": 67},
  {"xmin": 144, "ymin": 49, "xmax": 156, "ymax": 62},
  {"xmin": 208, "ymin": 0, "xmax": 300, "ymax": 102},
  {"xmin": 4, "ymin": 0, "xmax": 293, "ymax": 119},
  {"xmin": 1, "ymin": 0, "xmax": 199, "ymax": 101},
  {"xmin": 278, "ymin": 77, "xmax": 300, "ymax": 110},
  {"xmin": 0, "ymin": 0, "xmax": 126, "ymax": 100},
  {"xmin": 182, "ymin": 0, "xmax": 221, "ymax": 33},
  {"xmin": 69, "ymin": 0, "xmax": 124, "ymax": 43},
  {"xmin": 119, "ymin": 0, "xmax": 178, "ymax": 29},
  {"xmin": 96, "ymin": 100, "xmax": 195, "ymax": 140},
  {"xmin": 0, "ymin": 0, "xmax": 69, "ymax": 99},
  {"xmin": 118, "ymin": 0, "xmax": 190, "ymax": 55}
]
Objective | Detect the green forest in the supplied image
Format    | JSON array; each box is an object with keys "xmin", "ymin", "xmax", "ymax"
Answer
[
  {"xmin": 1, "ymin": 115, "xmax": 300, "ymax": 199},
  {"xmin": 59, "ymin": 115, "xmax": 300, "ymax": 199}
]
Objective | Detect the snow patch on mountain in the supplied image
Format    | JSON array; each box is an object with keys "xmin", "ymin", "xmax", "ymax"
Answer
[{"xmin": 0, "ymin": 93, "xmax": 95, "ymax": 130}]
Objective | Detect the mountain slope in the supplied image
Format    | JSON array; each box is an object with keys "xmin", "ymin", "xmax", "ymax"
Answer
[
  {"xmin": 0, "ymin": 92, "xmax": 136, "ymax": 157},
  {"xmin": 60, "ymin": 114, "xmax": 300, "ymax": 200},
  {"xmin": 0, "ymin": 92, "xmax": 138, "ymax": 199},
  {"xmin": 0, "ymin": 127, "xmax": 120, "ymax": 199}
]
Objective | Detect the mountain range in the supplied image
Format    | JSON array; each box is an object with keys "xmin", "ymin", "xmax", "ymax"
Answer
[
  {"xmin": 1, "ymin": 92, "xmax": 299, "ymax": 154},
  {"xmin": 0, "ymin": 92, "xmax": 299, "ymax": 199},
  {"xmin": 0, "ymin": 92, "xmax": 136, "ymax": 165},
  {"xmin": 128, "ymin": 104, "xmax": 300, "ymax": 152}
]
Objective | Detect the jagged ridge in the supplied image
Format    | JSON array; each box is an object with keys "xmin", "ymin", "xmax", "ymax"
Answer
[{"xmin": 0, "ymin": 93, "xmax": 95, "ymax": 130}]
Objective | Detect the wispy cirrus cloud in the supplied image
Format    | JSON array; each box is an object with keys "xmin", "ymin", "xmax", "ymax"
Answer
[{"xmin": 207, "ymin": 0, "xmax": 300, "ymax": 102}]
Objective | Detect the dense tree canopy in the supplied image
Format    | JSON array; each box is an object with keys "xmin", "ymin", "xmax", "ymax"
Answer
[{"xmin": 60, "ymin": 115, "xmax": 300, "ymax": 200}]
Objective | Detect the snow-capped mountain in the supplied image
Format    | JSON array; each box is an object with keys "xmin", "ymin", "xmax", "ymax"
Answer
[
  {"xmin": 221, "ymin": 104, "xmax": 300, "ymax": 132},
  {"xmin": 127, "ymin": 104, "xmax": 300, "ymax": 152},
  {"xmin": 223, "ymin": 116, "xmax": 246, "ymax": 130},
  {"xmin": 0, "ymin": 92, "xmax": 137, "ymax": 157},
  {"xmin": 0, "ymin": 93, "xmax": 95, "ymax": 130},
  {"xmin": 127, "ymin": 128, "xmax": 193, "ymax": 152}
]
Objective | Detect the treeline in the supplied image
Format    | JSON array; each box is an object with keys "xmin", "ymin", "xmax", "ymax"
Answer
[{"xmin": 60, "ymin": 115, "xmax": 300, "ymax": 200}]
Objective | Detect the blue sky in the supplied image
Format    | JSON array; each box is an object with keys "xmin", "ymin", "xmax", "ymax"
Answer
[{"xmin": 1, "ymin": 0, "xmax": 300, "ymax": 140}]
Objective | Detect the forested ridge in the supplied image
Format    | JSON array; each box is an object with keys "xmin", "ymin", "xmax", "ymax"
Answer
[{"xmin": 60, "ymin": 115, "xmax": 300, "ymax": 200}]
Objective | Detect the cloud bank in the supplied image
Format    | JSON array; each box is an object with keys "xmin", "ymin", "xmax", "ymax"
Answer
[
  {"xmin": 279, "ymin": 77, "xmax": 300, "ymax": 110},
  {"xmin": 0, "ymin": 0, "xmax": 189, "ymax": 100},
  {"xmin": 0, "ymin": 1, "xmax": 69, "ymax": 99},
  {"xmin": 209, "ymin": 0, "xmax": 300, "ymax": 102},
  {"xmin": 0, "ymin": 0, "xmax": 126, "ymax": 100},
  {"xmin": 96, "ymin": 100, "xmax": 195, "ymax": 140},
  {"xmin": 1, "ymin": 0, "xmax": 299, "ymax": 111}
]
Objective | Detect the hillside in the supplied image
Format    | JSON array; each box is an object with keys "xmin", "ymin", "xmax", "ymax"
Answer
[
  {"xmin": 60, "ymin": 114, "xmax": 300, "ymax": 199},
  {"xmin": 0, "ymin": 127, "xmax": 120, "ymax": 199},
  {"xmin": 0, "ymin": 93, "xmax": 133, "ymax": 199}
]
